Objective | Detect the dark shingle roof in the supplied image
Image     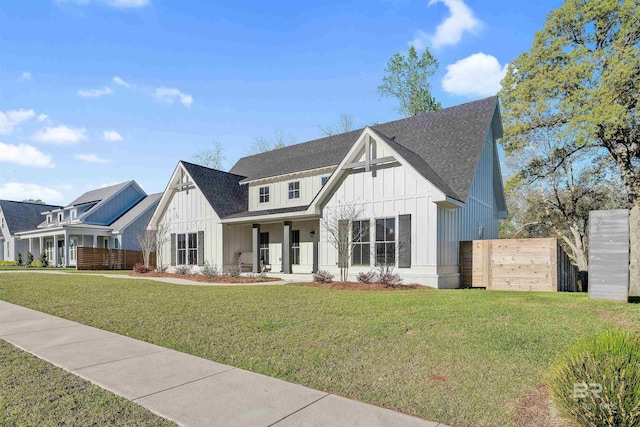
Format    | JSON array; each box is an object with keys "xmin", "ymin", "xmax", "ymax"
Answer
[
  {"xmin": 0, "ymin": 200, "xmax": 63, "ymax": 234},
  {"xmin": 67, "ymin": 181, "xmax": 131, "ymax": 207},
  {"xmin": 230, "ymin": 96, "xmax": 499, "ymax": 202},
  {"xmin": 180, "ymin": 161, "xmax": 249, "ymax": 218}
]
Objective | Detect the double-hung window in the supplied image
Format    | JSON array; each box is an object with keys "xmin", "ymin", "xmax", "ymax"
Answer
[
  {"xmin": 375, "ymin": 218, "xmax": 396, "ymax": 266},
  {"xmin": 288, "ymin": 181, "xmax": 300, "ymax": 199},
  {"xmin": 351, "ymin": 220, "xmax": 370, "ymax": 266},
  {"xmin": 177, "ymin": 234, "xmax": 187, "ymax": 264},
  {"xmin": 259, "ymin": 186, "xmax": 270, "ymax": 203},
  {"xmin": 291, "ymin": 230, "xmax": 300, "ymax": 265},
  {"xmin": 177, "ymin": 233, "xmax": 198, "ymax": 265}
]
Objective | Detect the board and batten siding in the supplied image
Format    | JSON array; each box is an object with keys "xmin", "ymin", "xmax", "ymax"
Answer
[
  {"xmin": 438, "ymin": 128, "xmax": 501, "ymax": 269},
  {"xmin": 248, "ymin": 170, "xmax": 333, "ymax": 212},
  {"xmin": 159, "ymin": 184, "xmax": 222, "ymax": 268},
  {"xmin": 320, "ymin": 141, "xmax": 442, "ymax": 284},
  {"xmin": 85, "ymin": 185, "xmax": 145, "ymax": 226}
]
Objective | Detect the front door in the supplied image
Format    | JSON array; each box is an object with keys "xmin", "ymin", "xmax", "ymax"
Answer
[
  {"xmin": 69, "ymin": 237, "xmax": 77, "ymax": 265},
  {"xmin": 57, "ymin": 239, "xmax": 64, "ymax": 266}
]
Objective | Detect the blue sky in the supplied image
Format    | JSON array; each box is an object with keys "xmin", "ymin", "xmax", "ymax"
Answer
[{"xmin": 0, "ymin": 0, "xmax": 561, "ymax": 204}]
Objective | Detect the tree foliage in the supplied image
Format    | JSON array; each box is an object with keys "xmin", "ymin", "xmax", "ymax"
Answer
[
  {"xmin": 193, "ymin": 141, "xmax": 226, "ymax": 170},
  {"xmin": 377, "ymin": 46, "xmax": 441, "ymax": 116},
  {"xmin": 500, "ymin": 0, "xmax": 640, "ymax": 204}
]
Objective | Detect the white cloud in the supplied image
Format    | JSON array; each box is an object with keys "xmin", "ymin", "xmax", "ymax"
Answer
[
  {"xmin": 0, "ymin": 142, "xmax": 53, "ymax": 168},
  {"xmin": 442, "ymin": 52, "xmax": 508, "ymax": 97},
  {"xmin": 37, "ymin": 114, "xmax": 49, "ymax": 122},
  {"xmin": 112, "ymin": 76, "xmax": 131, "ymax": 88},
  {"xmin": 155, "ymin": 87, "xmax": 193, "ymax": 107},
  {"xmin": 21, "ymin": 71, "xmax": 32, "ymax": 81},
  {"xmin": 78, "ymin": 87, "xmax": 113, "ymax": 98},
  {"xmin": 102, "ymin": 130, "xmax": 123, "ymax": 141},
  {"xmin": 0, "ymin": 109, "xmax": 36, "ymax": 135},
  {"xmin": 414, "ymin": 0, "xmax": 482, "ymax": 50},
  {"xmin": 33, "ymin": 125, "xmax": 87, "ymax": 144},
  {"xmin": 0, "ymin": 182, "xmax": 64, "ymax": 203},
  {"xmin": 75, "ymin": 153, "xmax": 111, "ymax": 163}
]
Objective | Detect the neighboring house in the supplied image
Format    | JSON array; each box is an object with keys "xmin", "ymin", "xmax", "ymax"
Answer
[
  {"xmin": 149, "ymin": 96, "xmax": 507, "ymax": 287},
  {"xmin": 0, "ymin": 200, "xmax": 63, "ymax": 262},
  {"xmin": 15, "ymin": 181, "xmax": 161, "ymax": 267}
]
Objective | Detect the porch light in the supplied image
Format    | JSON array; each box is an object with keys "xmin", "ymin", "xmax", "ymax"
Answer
[{"xmin": 309, "ymin": 230, "xmax": 315, "ymax": 238}]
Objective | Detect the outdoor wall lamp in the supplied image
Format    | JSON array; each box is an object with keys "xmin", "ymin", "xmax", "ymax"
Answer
[{"xmin": 310, "ymin": 230, "xmax": 316, "ymax": 238}]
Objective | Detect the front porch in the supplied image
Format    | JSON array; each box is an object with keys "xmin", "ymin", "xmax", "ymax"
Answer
[{"xmin": 222, "ymin": 219, "xmax": 319, "ymax": 274}]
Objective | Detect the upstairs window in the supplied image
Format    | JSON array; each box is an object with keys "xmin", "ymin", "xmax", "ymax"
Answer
[
  {"xmin": 47, "ymin": 215, "xmax": 52, "ymax": 224},
  {"xmin": 71, "ymin": 210, "xmax": 77, "ymax": 220},
  {"xmin": 288, "ymin": 181, "xmax": 300, "ymax": 199},
  {"xmin": 58, "ymin": 213, "xmax": 63, "ymax": 222},
  {"xmin": 259, "ymin": 186, "xmax": 270, "ymax": 203}
]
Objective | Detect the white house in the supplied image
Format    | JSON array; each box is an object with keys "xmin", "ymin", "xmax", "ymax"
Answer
[
  {"xmin": 0, "ymin": 200, "xmax": 63, "ymax": 262},
  {"xmin": 15, "ymin": 181, "xmax": 161, "ymax": 267},
  {"xmin": 149, "ymin": 96, "xmax": 507, "ymax": 288}
]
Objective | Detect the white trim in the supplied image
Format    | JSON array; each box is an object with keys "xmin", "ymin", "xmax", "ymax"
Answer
[{"xmin": 239, "ymin": 165, "xmax": 336, "ymax": 185}]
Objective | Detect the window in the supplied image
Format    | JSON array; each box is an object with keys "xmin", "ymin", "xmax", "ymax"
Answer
[
  {"xmin": 114, "ymin": 238, "xmax": 120, "ymax": 249},
  {"xmin": 259, "ymin": 232, "xmax": 269, "ymax": 265},
  {"xmin": 288, "ymin": 181, "xmax": 300, "ymax": 199},
  {"xmin": 188, "ymin": 233, "xmax": 198, "ymax": 265},
  {"xmin": 58, "ymin": 213, "xmax": 63, "ymax": 222},
  {"xmin": 321, "ymin": 176, "xmax": 330, "ymax": 186},
  {"xmin": 352, "ymin": 220, "xmax": 370, "ymax": 266},
  {"xmin": 103, "ymin": 238, "xmax": 109, "ymax": 249},
  {"xmin": 45, "ymin": 240, "xmax": 54, "ymax": 262},
  {"xmin": 69, "ymin": 238, "xmax": 77, "ymax": 262},
  {"xmin": 71, "ymin": 210, "xmax": 77, "ymax": 220},
  {"xmin": 291, "ymin": 230, "xmax": 300, "ymax": 265},
  {"xmin": 259, "ymin": 186, "xmax": 270, "ymax": 203},
  {"xmin": 47, "ymin": 215, "xmax": 52, "ymax": 224},
  {"xmin": 177, "ymin": 233, "xmax": 198, "ymax": 265},
  {"xmin": 376, "ymin": 218, "xmax": 396, "ymax": 266}
]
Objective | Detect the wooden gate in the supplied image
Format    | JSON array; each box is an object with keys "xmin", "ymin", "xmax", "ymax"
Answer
[{"xmin": 460, "ymin": 238, "xmax": 578, "ymax": 292}]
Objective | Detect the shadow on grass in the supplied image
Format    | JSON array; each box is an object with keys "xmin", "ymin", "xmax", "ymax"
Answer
[{"xmin": 628, "ymin": 296, "xmax": 640, "ymax": 304}]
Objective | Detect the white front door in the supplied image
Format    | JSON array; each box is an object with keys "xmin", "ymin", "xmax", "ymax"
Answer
[{"xmin": 69, "ymin": 237, "xmax": 77, "ymax": 265}]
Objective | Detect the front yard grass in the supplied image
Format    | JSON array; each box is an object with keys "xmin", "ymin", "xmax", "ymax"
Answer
[
  {"xmin": 0, "ymin": 339, "xmax": 173, "ymax": 426},
  {"xmin": 0, "ymin": 273, "xmax": 638, "ymax": 426}
]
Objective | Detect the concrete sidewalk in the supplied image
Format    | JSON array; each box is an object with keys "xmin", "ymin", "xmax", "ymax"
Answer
[{"xmin": 0, "ymin": 301, "xmax": 447, "ymax": 427}]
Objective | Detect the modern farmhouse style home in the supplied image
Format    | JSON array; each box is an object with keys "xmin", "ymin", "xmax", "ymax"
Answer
[
  {"xmin": 0, "ymin": 200, "xmax": 63, "ymax": 262},
  {"xmin": 15, "ymin": 181, "xmax": 161, "ymax": 267},
  {"xmin": 149, "ymin": 96, "xmax": 507, "ymax": 287}
]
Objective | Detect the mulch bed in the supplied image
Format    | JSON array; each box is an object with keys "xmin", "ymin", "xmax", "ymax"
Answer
[
  {"xmin": 131, "ymin": 271, "xmax": 282, "ymax": 283},
  {"xmin": 302, "ymin": 281, "xmax": 422, "ymax": 291}
]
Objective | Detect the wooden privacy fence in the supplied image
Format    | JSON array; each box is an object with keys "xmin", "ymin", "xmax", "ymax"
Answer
[
  {"xmin": 460, "ymin": 238, "xmax": 578, "ymax": 292},
  {"xmin": 76, "ymin": 247, "xmax": 156, "ymax": 270}
]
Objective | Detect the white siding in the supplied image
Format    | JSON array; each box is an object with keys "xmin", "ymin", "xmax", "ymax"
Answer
[{"xmin": 248, "ymin": 169, "xmax": 333, "ymax": 211}]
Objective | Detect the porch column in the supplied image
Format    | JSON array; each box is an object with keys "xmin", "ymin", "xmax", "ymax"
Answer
[
  {"xmin": 282, "ymin": 221, "xmax": 292, "ymax": 274},
  {"xmin": 252, "ymin": 224, "xmax": 260, "ymax": 273},
  {"xmin": 92, "ymin": 234, "xmax": 97, "ymax": 248},
  {"xmin": 64, "ymin": 231, "xmax": 70, "ymax": 267},
  {"xmin": 38, "ymin": 236, "xmax": 43, "ymax": 259},
  {"xmin": 28, "ymin": 238, "xmax": 33, "ymax": 255},
  {"xmin": 53, "ymin": 234, "xmax": 59, "ymax": 266}
]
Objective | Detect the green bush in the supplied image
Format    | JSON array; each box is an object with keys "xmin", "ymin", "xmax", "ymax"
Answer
[
  {"xmin": 31, "ymin": 260, "xmax": 42, "ymax": 268},
  {"xmin": 26, "ymin": 251, "xmax": 34, "ymax": 266},
  {"xmin": 15, "ymin": 252, "xmax": 23, "ymax": 266},
  {"xmin": 0, "ymin": 260, "xmax": 17, "ymax": 266},
  {"xmin": 228, "ymin": 269, "xmax": 240, "ymax": 278},
  {"xmin": 38, "ymin": 252, "xmax": 48, "ymax": 267},
  {"xmin": 201, "ymin": 261, "xmax": 219, "ymax": 279},
  {"xmin": 548, "ymin": 330, "xmax": 640, "ymax": 426}
]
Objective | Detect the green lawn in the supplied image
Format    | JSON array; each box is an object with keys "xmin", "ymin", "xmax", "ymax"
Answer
[
  {"xmin": 0, "ymin": 273, "xmax": 638, "ymax": 427},
  {"xmin": 0, "ymin": 340, "xmax": 174, "ymax": 426},
  {"xmin": 0, "ymin": 266, "xmax": 129, "ymax": 274}
]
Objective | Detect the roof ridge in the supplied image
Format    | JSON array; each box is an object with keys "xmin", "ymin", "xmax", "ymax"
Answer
[
  {"xmin": 179, "ymin": 160, "xmax": 247, "ymax": 178},
  {"xmin": 0, "ymin": 199, "xmax": 62, "ymax": 208}
]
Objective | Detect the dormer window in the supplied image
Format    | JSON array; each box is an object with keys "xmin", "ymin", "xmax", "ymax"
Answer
[
  {"xmin": 259, "ymin": 186, "xmax": 270, "ymax": 203},
  {"xmin": 71, "ymin": 210, "xmax": 77, "ymax": 220},
  {"xmin": 58, "ymin": 213, "xmax": 63, "ymax": 222},
  {"xmin": 288, "ymin": 181, "xmax": 300, "ymax": 199},
  {"xmin": 47, "ymin": 215, "xmax": 52, "ymax": 224}
]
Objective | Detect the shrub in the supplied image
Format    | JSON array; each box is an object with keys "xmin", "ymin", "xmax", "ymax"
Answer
[
  {"xmin": 201, "ymin": 261, "xmax": 220, "ymax": 279},
  {"xmin": 174, "ymin": 265, "xmax": 191, "ymax": 275},
  {"xmin": 38, "ymin": 252, "xmax": 48, "ymax": 267},
  {"xmin": 548, "ymin": 330, "xmax": 640, "ymax": 427},
  {"xmin": 15, "ymin": 252, "xmax": 23, "ymax": 266},
  {"xmin": 31, "ymin": 260, "xmax": 42, "ymax": 268},
  {"xmin": 357, "ymin": 271, "xmax": 378, "ymax": 284},
  {"xmin": 26, "ymin": 252, "xmax": 34, "ymax": 267},
  {"xmin": 133, "ymin": 263, "xmax": 150, "ymax": 274},
  {"xmin": 0, "ymin": 260, "xmax": 17, "ymax": 266},
  {"xmin": 313, "ymin": 270, "xmax": 334, "ymax": 283},
  {"xmin": 376, "ymin": 266, "xmax": 403, "ymax": 287},
  {"xmin": 228, "ymin": 269, "xmax": 240, "ymax": 278}
]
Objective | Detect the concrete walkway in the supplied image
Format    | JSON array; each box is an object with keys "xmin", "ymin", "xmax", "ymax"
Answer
[{"xmin": 0, "ymin": 301, "xmax": 447, "ymax": 427}]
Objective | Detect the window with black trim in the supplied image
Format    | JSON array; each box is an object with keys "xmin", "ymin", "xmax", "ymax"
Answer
[
  {"xmin": 375, "ymin": 218, "xmax": 395, "ymax": 266},
  {"xmin": 352, "ymin": 220, "xmax": 370, "ymax": 266},
  {"xmin": 259, "ymin": 232, "xmax": 269, "ymax": 264},
  {"xmin": 259, "ymin": 186, "xmax": 270, "ymax": 203},
  {"xmin": 177, "ymin": 233, "xmax": 198, "ymax": 265},
  {"xmin": 288, "ymin": 181, "xmax": 300, "ymax": 199},
  {"xmin": 291, "ymin": 230, "xmax": 300, "ymax": 265}
]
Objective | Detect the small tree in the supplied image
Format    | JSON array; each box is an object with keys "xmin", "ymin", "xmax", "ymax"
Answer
[
  {"xmin": 248, "ymin": 130, "xmax": 296, "ymax": 155},
  {"xmin": 39, "ymin": 251, "xmax": 48, "ymax": 267},
  {"xmin": 136, "ymin": 229, "xmax": 156, "ymax": 268},
  {"xmin": 193, "ymin": 140, "xmax": 226, "ymax": 170},
  {"xmin": 26, "ymin": 251, "xmax": 34, "ymax": 267},
  {"xmin": 154, "ymin": 216, "xmax": 170, "ymax": 272},
  {"xmin": 15, "ymin": 252, "xmax": 23, "ymax": 266},
  {"xmin": 321, "ymin": 203, "xmax": 367, "ymax": 281},
  {"xmin": 318, "ymin": 113, "xmax": 356, "ymax": 137}
]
